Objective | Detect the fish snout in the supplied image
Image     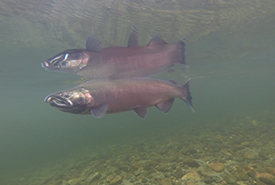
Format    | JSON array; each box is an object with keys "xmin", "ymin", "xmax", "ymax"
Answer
[
  {"xmin": 41, "ymin": 61, "xmax": 50, "ymax": 69},
  {"xmin": 44, "ymin": 94, "xmax": 73, "ymax": 108}
]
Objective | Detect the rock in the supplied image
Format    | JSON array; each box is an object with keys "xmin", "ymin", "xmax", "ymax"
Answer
[
  {"xmin": 167, "ymin": 155, "xmax": 179, "ymax": 162},
  {"xmin": 132, "ymin": 161, "xmax": 141, "ymax": 169},
  {"xmin": 66, "ymin": 164, "xmax": 76, "ymax": 170},
  {"xmin": 224, "ymin": 175, "xmax": 238, "ymax": 184},
  {"xmin": 243, "ymin": 149, "xmax": 258, "ymax": 160},
  {"xmin": 134, "ymin": 167, "xmax": 142, "ymax": 176},
  {"xmin": 156, "ymin": 162, "xmax": 169, "ymax": 171},
  {"xmin": 255, "ymin": 173, "xmax": 275, "ymax": 185},
  {"xmin": 207, "ymin": 163, "xmax": 224, "ymax": 173},
  {"xmin": 159, "ymin": 178, "xmax": 172, "ymax": 185},
  {"xmin": 264, "ymin": 167, "xmax": 275, "ymax": 176},
  {"xmin": 121, "ymin": 179, "xmax": 134, "ymax": 185},
  {"xmin": 106, "ymin": 175, "xmax": 115, "ymax": 183},
  {"xmin": 110, "ymin": 175, "xmax": 123, "ymax": 185},
  {"xmin": 203, "ymin": 176, "xmax": 214, "ymax": 184},
  {"xmin": 185, "ymin": 146, "xmax": 197, "ymax": 154},
  {"xmin": 67, "ymin": 179, "xmax": 78, "ymax": 185},
  {"xmin": 182, "ymin": 158, "xmax": 200, "ymax": 168},
  {"xmin": 181, "ymin": 171, "xmax": 200, "ymax": 182},
  {"xmin": 241, "ymin": 141, "xmax": 250, "ymax": 147},
  {"xmin": 173, "ymin": 169, "xmax": 184, "ymax": 179},
  {"xmin": 87, "ymin": 172, "xmax": 102, "ymax": 183},
  {"xmin": 141, "ymin": 178, "xmax": 148, "ymax": 183}
]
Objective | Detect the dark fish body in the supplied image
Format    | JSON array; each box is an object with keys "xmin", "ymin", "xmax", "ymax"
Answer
[
  {"xmin": 44, "ymin": 78, "xmax": 193, "ymax": 118},
  {"xmin": 42, "ymin": 29, "xmax": 186, "ymax": 79},
  {"xmin": 77, "ymin": 43, "xmax": 184, "ymax": 79}
]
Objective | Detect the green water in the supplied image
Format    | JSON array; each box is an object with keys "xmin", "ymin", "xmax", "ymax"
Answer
[{"xmin": 1, "ymin": 1, "xmax": 275, "ymax": 184}]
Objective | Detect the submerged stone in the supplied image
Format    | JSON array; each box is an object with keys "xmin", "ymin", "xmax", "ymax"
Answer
[{"xmin": 207, "ymin": 163, "xmax": 225, "ymax": 173}]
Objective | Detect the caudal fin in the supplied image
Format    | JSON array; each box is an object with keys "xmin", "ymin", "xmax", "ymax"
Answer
[
  {"xmin": 181, "ymin": 78, "xmax": 194, "ymax": 112},
  {"xmin": 177, "ymin": 40, "xmax": 186, "ymax": 65}
]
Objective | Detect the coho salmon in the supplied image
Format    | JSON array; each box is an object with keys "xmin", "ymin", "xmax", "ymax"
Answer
[
  {"xmin": 44, "ymin": 78, "xmax": 193, "ymax": 119},
  {"xmin": 41, "ymin": 29, "xmax": 186, "ymax": 79}
]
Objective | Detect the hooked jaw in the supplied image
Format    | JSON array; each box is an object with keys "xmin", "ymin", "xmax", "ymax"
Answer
[
  {"xmin": 44, "ymin": 94, "xmax": 73, "ymax": 108},
  {"xmin": 41, "ymin": 53, "xmax": 69, "ymax": 70},
  {"xmin": 44, "ymin": 88, "xmax": 93, "ymax": 114},
  {"xmin": 41, "ymin": 50, "xmax": 90, "ymax": 73}
]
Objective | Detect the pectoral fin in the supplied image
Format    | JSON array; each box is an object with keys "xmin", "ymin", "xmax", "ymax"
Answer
[
  {"xmin": 133, "ymin": 106, "xmax": 147, "ymax": 119},
  {"xmin": 85, "ymin": 34, "xmax": 102, "ymax": 52},
  {"xmin": 90, "ymin": 104, "xmax": 108, "ymax": 118},
  {"xmin": 155, "ymin": 98, "xmax": 174, "ymax": 114}
]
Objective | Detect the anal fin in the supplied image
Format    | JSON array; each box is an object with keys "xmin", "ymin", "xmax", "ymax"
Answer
[{"xmin": 155, "ymin": 98, "xmax": 174, "ymax": 114}]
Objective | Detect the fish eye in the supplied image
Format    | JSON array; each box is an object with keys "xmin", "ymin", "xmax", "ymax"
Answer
[
  {"xmin": 64, "ymin": 94, "xmax": 71, "ymax": 98},
  {"xmin": 70, "ymin": 53, "xmax": 80, "ymax": 59},
  {"xmin": 61, "ymin": 61, "xmax": 68, "ymax": 66}
]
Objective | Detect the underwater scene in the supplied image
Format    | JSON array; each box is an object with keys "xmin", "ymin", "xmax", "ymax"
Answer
[{"xmin": 0, "ymin": 0, "xmax": 275, "ymax": 185}]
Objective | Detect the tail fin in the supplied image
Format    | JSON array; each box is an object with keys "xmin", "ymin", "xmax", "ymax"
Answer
[
  {"xmin": 181, "ymin": 78, "xmax": 194, "ymax": 112},
  {"xmin": 177, "ymin": 40, "xmax": 186, "ymax": 65}
]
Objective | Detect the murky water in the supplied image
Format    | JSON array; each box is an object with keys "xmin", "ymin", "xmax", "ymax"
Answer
[{"xmin": 1, "ymin": 0, "xmax": 275, "ymax": 184}]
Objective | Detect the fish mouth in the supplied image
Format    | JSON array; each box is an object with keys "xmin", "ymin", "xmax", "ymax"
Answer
[
  {"xmin": 44, "ymin": 95, "xmax": 73, "ymax": 108},
  {"xmin": 41, "ymin": 61, "xmax": 59, "ymax": 70},
  {"xmin": 41, "ymin": 61, "xmax": 50, "ymax": 68},
  {"xmin": 42, "ymin": 53, "xmax": 69, "ymax": 70}
]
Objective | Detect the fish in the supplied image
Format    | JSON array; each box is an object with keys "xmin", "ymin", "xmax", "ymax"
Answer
[
  {"xmin": 44, "ymin": 78, "xmax": 194, "ymax": 119},
  {"xmin": 41, "ymin": 29, "xmax": 186, "ymax": 79}
]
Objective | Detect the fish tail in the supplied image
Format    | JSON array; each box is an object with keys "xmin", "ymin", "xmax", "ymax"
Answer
[
  {"xmin": 181, "ymin": 78, "xmax": 194, "ymax": 112},
  {"xmin": 177, "ymin": 40, "xmax": 186, "ymax": 65}
]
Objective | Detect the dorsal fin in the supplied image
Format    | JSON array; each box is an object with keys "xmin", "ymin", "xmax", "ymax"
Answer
[
  {"xmin": 127, "ymin": 27, "xmax": 138, "ymax": 47},
  {"xmin": 147, "ymin": 35, "xmax": 167, "ymax": 46},
  {"xmin": 85, "ymin": 33, "xmax": 102, "ymax": 52}
]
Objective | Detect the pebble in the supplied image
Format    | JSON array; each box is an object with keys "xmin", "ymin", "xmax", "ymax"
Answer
[
  {"xmin": 255, "ymin": 173, "xmax": 275, "ymax": 185},
  {"xmin": 132, "ymin": 162, "xmax": 141, "ymax": 169},
  {"xmin": 182, "ymin": 158, "xmax": 200, "ymax": 168},
  {"xmin": 181, "ymin": 171, "xmax": 200, "ymax": 182},
  {"xmin": 224, "ymin": 175, "xmax": 238, "ymax": 184},
  {"xmin": 87, "ymin": 172, "xmax": 102, "ymax": 183},
  {"xmin": 134, "ymin": 167, "xmax": 142, "ymax": 176},
  {"xmin": 156, "ymin": 162, "xmax": 169, "ymax": 171},
  {"xmin": 264, "ymin": 167, "xmax": 275, "ymax": 176},
  {"xmin": 173, "ymin": 169, "xmax": 184, "ymax": 179},
  {"xmin": 159, "ymin": 178, "xmax": 172, "ymax": 185},
  {"xmin": 185, "ymin": 146, "xmax": 197, "ymax": 154},
  {"xmin": 243, "ymin": 149, "xmax": 258, "ymax": 160},
  {"xmin": 141, "ymin": 178, "xmax": 147, "ymax": 183},
  {"xmin": 110, "ymin": 175, "xmax": 123, "ymax": 185},
  {"xmin": 241, "ymin": 141, "xmax": 250, "ymax": 147},
  {"xmin": 207, "ymin": 163, "xmax": 225, "ymax": 172}
]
